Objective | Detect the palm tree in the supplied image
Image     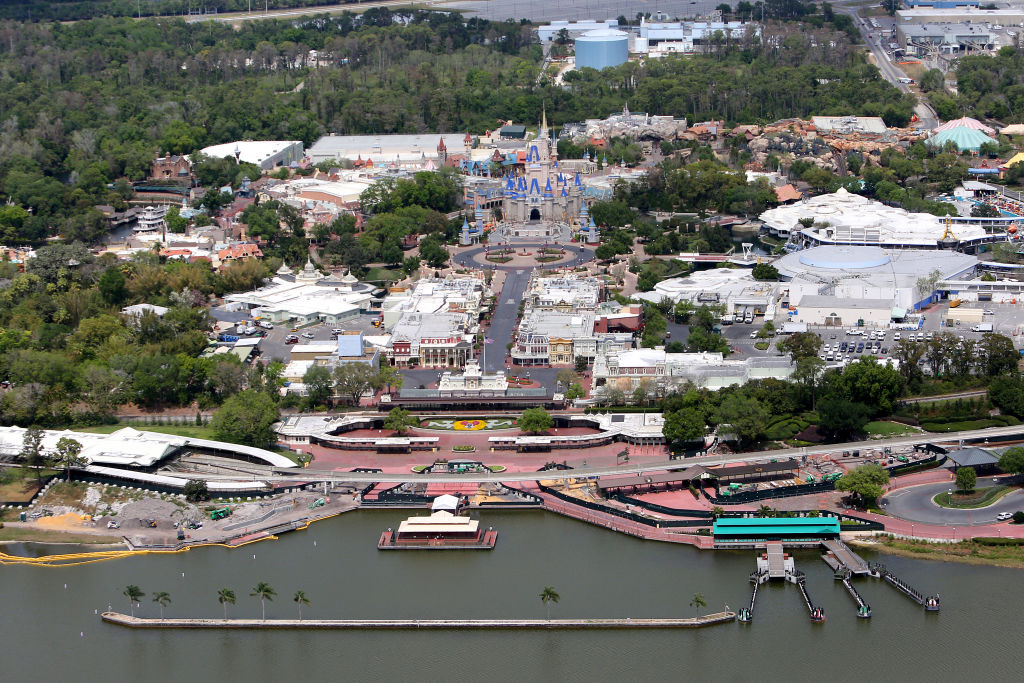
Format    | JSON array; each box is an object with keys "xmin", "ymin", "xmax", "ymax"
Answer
[
  {"xmin": 711, "ymin": 506, "xmax": 724, "ymax": 519},
  {"xmin": 217, "ymin": 588, "xmax": 236, "ymax": 619},
  {"xmin": 690, "ymin": 592, "xmax": 707, "ymax": 618},
  {"xmin": 293, "ymin": 590, "xmax": 310, "ymax": 620},
  {"xmin": 152, "ymin": 591, "xmax": 171, "ymax": 619},
  {"xmin": 250, "ymin": 582, "xmax": 276, "ymax": 621},
  {"xmin": 539, "ymin": 586, "xmax": 560, "ymax": 620},
  {"xmin": 123, "ymin": 585, "xmax": 144, "ymax": 617},
  {"xmin": 757, "ymin": 504, "xmax": 775, "ymax": 518}
]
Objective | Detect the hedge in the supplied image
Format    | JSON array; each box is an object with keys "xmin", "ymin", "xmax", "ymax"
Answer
[{"xmin": 972, "ymin": 537, "xmax": 1024, "ymax": 546}]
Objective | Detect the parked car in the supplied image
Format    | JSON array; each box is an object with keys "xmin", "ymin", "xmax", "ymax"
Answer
[
  {"xmin": 285, "ymin": 335, "xmax": 299, "ymax": 344},
  {"xmin": 106, "ymin": 520, "xmax": 120, "ymax": 529},
  {"xmin": 301, "ymin": 332, "xmax": 315, "ymax": 339}
]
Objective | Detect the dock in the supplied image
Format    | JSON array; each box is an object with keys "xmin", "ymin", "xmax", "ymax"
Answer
[
  {"xmin": 821, "ymin": 540, "xmax": 872, "ymax": 575},
  {"xmin": 794, "ymin": 572, "xmax": 825, "ymax": 623},
  {"xmin": 839, "ymin": 571, "xmax": 872, "ymax": 618},
  {"xmin": 100, "ymin": 611, "xmax": 737, "ymax": 630},
  {"xmin": 377, "ymin": 528, "xmax": 497, "ymax": 550}
]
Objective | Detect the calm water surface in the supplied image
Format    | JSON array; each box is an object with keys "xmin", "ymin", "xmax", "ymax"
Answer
[{"xmin": 2, "ymin": 510, "xmax": 1022, "ymax": 681}]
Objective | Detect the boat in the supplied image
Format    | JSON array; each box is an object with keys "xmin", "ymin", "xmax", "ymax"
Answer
[
  {"xmin": 134, "ymin": 205, "xmax": 167, "ymax": 233},
  {"xmin": 810, "ymin": 607, "xmax": 826, "ymax": 623},
  {"xmin": 857, "ymin": 604, "xmax": 872, "ymax": 619},
  {"xmin": 925, "ymin": 595, "xmax": 940, "ymax": 612},
  {"xmin": 378, "ymin": 495, "xmax": 497, "ymax": 550},
  {"xmin": 738, "ymin": 607, "xmax": 752, "ymax": 623}
]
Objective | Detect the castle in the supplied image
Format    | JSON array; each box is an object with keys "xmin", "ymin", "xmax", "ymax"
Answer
[{"xmin": 501, "ymin": 112, "xmax": 585, "ymax": 232}]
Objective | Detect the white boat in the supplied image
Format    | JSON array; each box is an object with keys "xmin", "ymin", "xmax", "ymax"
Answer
[{"xmin": 134, "ymin": 205, "xmax": 167, "ymax": 233}]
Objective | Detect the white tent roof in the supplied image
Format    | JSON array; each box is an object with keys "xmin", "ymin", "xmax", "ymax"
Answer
[{"xmin": 431, "ymin": 494, "xmax": 461, "ymax": 511}]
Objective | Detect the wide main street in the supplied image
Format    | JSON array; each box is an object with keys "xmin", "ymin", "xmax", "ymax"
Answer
[{"xmin": 256, "ymin": 423, "xmax": 1024, "ymax": 484}]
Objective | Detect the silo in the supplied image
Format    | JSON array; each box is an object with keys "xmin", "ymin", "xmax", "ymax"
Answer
[{"xmin": 575, "ymin": 28, "xmax": 629, "ymax": 70}]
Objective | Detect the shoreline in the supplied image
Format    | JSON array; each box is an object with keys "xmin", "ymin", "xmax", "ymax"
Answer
[{"xmin": 850, "ymin": 537, "xmax": 1024, "ymax": 570}]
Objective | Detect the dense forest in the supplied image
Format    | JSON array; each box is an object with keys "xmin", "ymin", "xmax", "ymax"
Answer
[
  {"xmin": 941, "ymin": 47, "xmax": 1024, "ymax": 123},
  {"xmin": 0, "ymin": 7, "xmax": 912, "ymax": 246},
  {"xmin": 0, "ymin": 0, "xmax": 369, "ymax": 21}
]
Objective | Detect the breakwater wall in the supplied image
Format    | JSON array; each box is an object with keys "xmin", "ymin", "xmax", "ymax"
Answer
[{"xmin": 101, "ymin": 611, "xmax": 736, "ymax": 630}]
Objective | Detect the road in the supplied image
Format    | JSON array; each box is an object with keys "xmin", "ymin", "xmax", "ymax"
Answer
[
  {"xmin": 252, "ymin": 423, "xmax": 1024, "ymax": 484},
  {"xmin": 184, "ymin": 0, "xmax": 442, "ymax": 23},
  {"xmin": 882, "ymin": 478, "xmax": 1024, "ymax": 525},
  {"xmin": 832, "ymin": 1, "xmax": 938, "ymax": 129}
]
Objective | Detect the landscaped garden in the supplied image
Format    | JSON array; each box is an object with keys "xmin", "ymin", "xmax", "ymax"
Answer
[
  {"xmin": 933, "ymin": 485, "xmax": 1014, "ymax": 509},
  {"xmin": 419, "ymin": 418, "xmax": 517, "ymax": 430}
]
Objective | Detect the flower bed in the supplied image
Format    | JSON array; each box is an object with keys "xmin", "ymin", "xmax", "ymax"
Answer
[
  {"xmin": 420, "ymin": 418, "xmax": 517, "ymax": 430},
  {"xmin": 453, "ymin": 445, "xmax": 476, "ymax": 452}
]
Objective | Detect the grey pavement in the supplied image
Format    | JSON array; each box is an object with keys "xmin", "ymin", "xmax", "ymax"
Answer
[{"xmin": 881, "ymin": 479, "xmax": 1024, "ymax": 526}]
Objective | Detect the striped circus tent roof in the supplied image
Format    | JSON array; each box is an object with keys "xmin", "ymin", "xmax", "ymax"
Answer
[{"xmin": 933, "ymin": 116, "xmax": 996, "ymax": 136}]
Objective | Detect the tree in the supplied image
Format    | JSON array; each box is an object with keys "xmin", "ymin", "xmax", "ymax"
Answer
[
  {"xmin": 20, "ymin": 426, "xmax": 49, "ymax": 490},
  {"xmin": 690, "ymin": 592, "xmax": 707, "ymax": 618},
  {"xmin": 835, "ymin": 463, "xmax": 890, "ymax": 506},
  {"xmin": 827, "ymin": 358, "xmax": 905, "ymax": 416},
  {"xmin": 1013, "ymin": 511, "xmax": 1024, "ymax": 524},
  {"xmin": 152, "ymin": 591, "xmax": 171, "ymax": 619},
  {"xmin": 303, "ymin": 364, "xmax": 334, "ymax": 406},
  {"xmin": 882, "ymin": 0, "xmax": 900, "ymax": 15},
  {"xmin": 792, "ymin": 356, "xmax": 825, "ymax": 408},
  {"xmin": 778, "ymin": 332, "xmax": 822, "ymax": 362},
  {"xmin": 757, "ymin": 504, "xmax": 775, "ymax": 518},
  {"xmin": 293, "ymin": 590, "xmax": 310, "ymax": 620},
  {"xmin": 539, "ymin": 586, "xmax": 560, "ymax": 619},
  {"xmin": 977, "ymin": 333, "xmax": 1019, "ymax": 377},
  {"xmin": 54, "ymin": 437, "xmax": 85, "ymax": 482},
  {"xmin": 183, "ymin": 479, "xmax": 209, "ymax": 502},
  {"xmin": 210, "ymin": 390, "xmax": 280, "ymax": 447},
  {"xmin": 519, "ymin": 407, "xmax": 553, "ymax": 434},
  {"xmin": 383, "ymin": 408, "xmax": 418, "ymax": 435},
  {"xmin": 555, "ymin": 369, "xmax": 578, "ymax": 391},
  {"xmin": 988, "ymin": 376, "xmax": 1024, "ymax": 418},
  {"xmin": 97, "ymin": 267, "xmax": 127, "ymax": 305},
  {"xmin": 998, "ymin": 446, "xmax": 1024, "ymax": 475},
  {"xmin": 955, "ymin": 466, "xmax": 976, "ymax": 493},
  {"xmin": 124, "ymin": 585, "xmax": 144, "ymax": 617},
  {"xmin": 751, "ymin": 263, "xmax": 779, "ymax": 281},
  {"xmin": 663, "ymin": 408, "xmax": 706, "ymax": 446},
  {"xmin": 816, "ymin": 398, "xmax": 871, "ymax": 440},
  {"xmin": 250, "ymin": 582, "xmax": 276, "ymax": 621},
  {"xmin": 715, "ymin": 393, "xmax": 768, "ymax": 444},
  {"xmin": 218, "ymin": 588, "xmax": 236, "ymax": 619},
  {"xmin": 333, "ymin": 363, "xmax": 376, "ymax": 406}
]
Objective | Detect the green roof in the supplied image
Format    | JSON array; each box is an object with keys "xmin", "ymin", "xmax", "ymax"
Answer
[
  {"xmin": 713, "ymin": 517, "xmax": 840, "ymax": 538},
  {"xmin": 927, "ymin": 126, "xmax": 996, "ymax": 153}
]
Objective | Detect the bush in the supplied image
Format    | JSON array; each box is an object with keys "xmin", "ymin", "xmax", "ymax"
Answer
[
  {"xmin": 972, "ymin": 536, "xmax": 1024, "ymax": 546},
  {"xmin": 1013, "ymin": 511, "xmax": 1024, "ymax": 524}
]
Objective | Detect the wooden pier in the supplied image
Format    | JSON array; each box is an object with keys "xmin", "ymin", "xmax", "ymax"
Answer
[{"xmin": 100, "ymin": 611, "xmax": 736, "ymax": 630}]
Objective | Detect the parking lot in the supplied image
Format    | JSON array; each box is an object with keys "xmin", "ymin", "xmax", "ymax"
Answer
[{"xmin": 249, "ymin": 313, "xmax": 383, "ymax": 364}]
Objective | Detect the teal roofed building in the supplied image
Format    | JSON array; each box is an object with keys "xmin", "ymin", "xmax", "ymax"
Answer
[
  {"xmin": 927, "ymin": 125, "xmax": 997, "ymax": 153},
  {"xmin": 713, "ymin": 517, "xmax": 840, "ymax": 542}
]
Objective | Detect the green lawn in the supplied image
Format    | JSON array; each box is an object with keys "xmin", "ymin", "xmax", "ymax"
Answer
[
  {"xmin": 865, "ymin": 421, "xmax": 918, "ymax": 436},
  {"xmin": 932, "ymin": 485, "xmax": 1014, "ymax": 509},
  {"xmin": 363, "ymin": 266, "xmax": 400, "ymax": 283}
]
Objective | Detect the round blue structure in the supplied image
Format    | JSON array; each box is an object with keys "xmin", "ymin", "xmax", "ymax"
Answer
[
  {"xmin": 797, "ymin": 246, "xmax": 890, "ymax": 270},
  {"xmin": 576, "ymin": 29, "xmax": 628, "ymax": 70}
]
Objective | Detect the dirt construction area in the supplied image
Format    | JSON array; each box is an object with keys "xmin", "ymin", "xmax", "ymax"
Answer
[{"xmin": 4, "ymin": 481, "xmax": 358, "ymax": 547}]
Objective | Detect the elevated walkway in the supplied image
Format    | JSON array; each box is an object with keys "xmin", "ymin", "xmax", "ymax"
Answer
[
  {"xmin": 766, "ymin": 542, "xmax": 787, "ymax": 579},
  {"xmin": 821, "ymin": 539, "xmax": 871, "ymax": 575}
]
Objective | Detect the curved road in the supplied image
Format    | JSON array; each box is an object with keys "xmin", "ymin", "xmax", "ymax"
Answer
[
  {"xmin": 882, "ymin": 479, "xmax": 1024, "ymax": 525},
  {"xmin": 244, "ymin": 423, "xmax": 1024, "ymax": 485},
  {"xmin": 453, "ymin": 242, "xmax": 595, "ymax": 272}
]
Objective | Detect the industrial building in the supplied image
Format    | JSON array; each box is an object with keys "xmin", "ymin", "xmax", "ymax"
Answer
[
  {"xmin": 774, "ymin": 245, "xmax": 978, "ymax": 313},
  {"xmin": 897, "ymin": 7, "xmax": 1024, "ymax": 25},
  {"xmin": 198, "ymin": 140, "xmax": 304, "ymax": 170},
  {"xmin": 307, "ymin": 133, "xmax": 471, "ymax": 165},
  {"xmin": 575, "ymin": 28, "xmax": 629, "ymax": 70},
  {"xmin": 592, "ymin": 348, "xmax": 794, "ymax": 391},
  {"xmin": 537, "ymin": 19, "xmax": 618, "ymax": 42},
  {"xmin": 896, "ymin": 21, "xmax": 995, "ymax": 55},
  {"xmin": 760, "ymin": 188, "xmax": 996, "ymax": 250}
]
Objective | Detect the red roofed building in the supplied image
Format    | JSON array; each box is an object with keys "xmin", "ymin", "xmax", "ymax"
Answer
[
  {"xmin": 217, "ymin": 242, "xmax": 263, "ymax": 267},
  {"xmin": 775, "ymin": 184, "xmax": 802, "ymax": 203}
]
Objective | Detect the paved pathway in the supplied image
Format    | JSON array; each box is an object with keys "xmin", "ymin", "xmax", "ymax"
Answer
[{"xmin": 881, "ymin": 477, "xmax": 1024, "ymax": 526}]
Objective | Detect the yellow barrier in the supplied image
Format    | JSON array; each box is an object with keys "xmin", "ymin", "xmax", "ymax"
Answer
[{"xmin": 0, "ymin": 510, "xmax": 344, "ymax": 567}]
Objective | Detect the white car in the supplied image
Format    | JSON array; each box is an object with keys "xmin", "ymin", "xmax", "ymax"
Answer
[
  {"xmin": 996, "ymin": 512, "xmax": 1013, "ymax": 521},
  {"xmin": 301, "ymin": 332, "xmax": 315, "ymax": 339},
  {"xmin": 750, "ymin": 331, "xmax": 758, "ymax": 339}
]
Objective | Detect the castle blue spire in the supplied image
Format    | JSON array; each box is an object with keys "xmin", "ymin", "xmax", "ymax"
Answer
[
  {"xmin": 529, "ymin": 178, "xmax": 540, "ymax": 195},
  {"xmin": 574, "ymin": 171, "xmax": 581, "ymax": 187},
  {"xmin": 543, "ymin": 178, "xmax": 553, "ymax": 197}
]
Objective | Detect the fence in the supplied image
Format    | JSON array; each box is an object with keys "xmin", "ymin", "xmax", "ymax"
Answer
[{"xmin": 537, "ymin": 482, "xmax": 710, "ymax": 528}]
